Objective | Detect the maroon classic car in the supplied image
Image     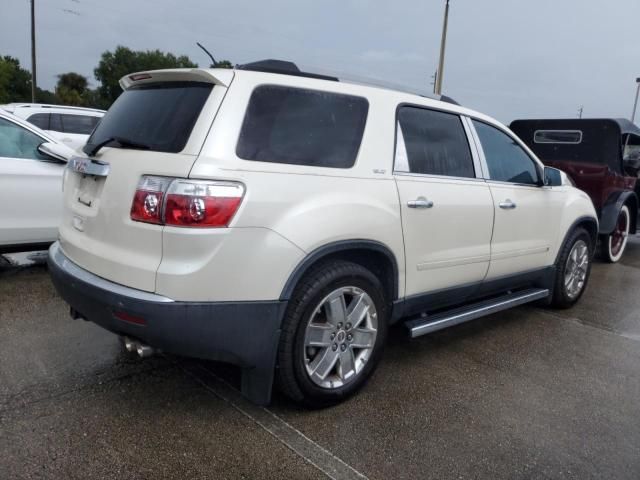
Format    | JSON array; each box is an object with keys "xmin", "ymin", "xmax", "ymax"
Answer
[{"xmin": 510, "ymin": 118, "xmax": 640, "ymax": 262}]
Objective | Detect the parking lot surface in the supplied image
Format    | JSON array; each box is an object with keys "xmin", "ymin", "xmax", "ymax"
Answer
[{"xmin": 1, "ymin": 239, "xmax": 640, "ymax": 479}]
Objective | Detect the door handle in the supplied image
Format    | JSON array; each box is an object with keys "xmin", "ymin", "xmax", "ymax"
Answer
[
  {"xmin": 499, "ymin": 199, "xmax": 517, "ymax": 209},
  {"xmin": 407, "ymin": 197, "xmax": 434, "ymax": 209}
]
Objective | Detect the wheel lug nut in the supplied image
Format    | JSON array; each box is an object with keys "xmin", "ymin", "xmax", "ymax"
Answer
[
  {"xmin": 337, "ymin": 322, "xmax": 343, "ymax": 329},
  {"xmin": 330, "ymin": 333, "xmax": 335, "ymax": 340},
  {"xmin": 332, "ymin": 343, "xmax": 338, "ymax": 351},
  {"xmin": 345, "ymin": 323, "xmax": 352, "ymax": 330},
  {"xmin": 347, "ymin": 334, "xmax": 353, "ymax": 341},
  {"xmin": 340, "ymin": 344, "xmax": 347, "ymax": 351}
]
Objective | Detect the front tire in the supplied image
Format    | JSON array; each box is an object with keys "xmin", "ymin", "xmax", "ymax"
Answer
[
  {"xmin": 600, "ymin": 205, "xmax": 630, "ymax": 263},
  {"xmin": 551, "ymin": 227, "xmax": 592, "ymax": 309},
  {"xmin": 277, "ymin": 260, "xmax": 388, "ymax": 407}
]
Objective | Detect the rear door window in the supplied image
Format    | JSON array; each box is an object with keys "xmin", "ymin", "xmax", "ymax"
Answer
[
  {"xmin": 60, "ymin": 114, "xmax": 101, "ymax": 135},
  {"xmin": 395, "ymin": 106, "xmax": 475, "ymax": 178},
  {"xmin": 26, "ymin": 113, "xmax": 50, "ymax": 130},
  {"xmin": 236, "ymin": 85, "xmax": 369, "ymax": 168},
  {"xmin": 85, "ymin": 82, "xmax": 213, "ymax": 154}
]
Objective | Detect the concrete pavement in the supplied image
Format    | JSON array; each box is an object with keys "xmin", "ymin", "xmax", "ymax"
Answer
[{"xmin": 1, "ymin": 237, "xmax": 639, "ymax": 479}]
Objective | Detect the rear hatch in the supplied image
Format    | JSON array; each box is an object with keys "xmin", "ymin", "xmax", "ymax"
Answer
[{"xmin": 58, "ymin": 69, "xmax": 233, "ymax": 292}]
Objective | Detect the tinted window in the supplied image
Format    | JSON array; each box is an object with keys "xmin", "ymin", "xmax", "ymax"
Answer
[
  {"xmin": 60, "ymin": 114, "xmax": 101, "ymax": 135},
  {"xmin": 395, "ymin": 107, "xmax": 474, "ymax": 177},
  {"xmin": 534, "ymin": 130, "xmax": 582, "ymax": 144},
  {"xmin": 0, "ymin": 117, "xmax": 47, "ymax": 160},
  {"xmin": 86, "ymin": 82, "xmax": 213, "ymax": 154},
  {"xmin": 50, "ymin": 114, "xmax": 63, "ymax": 132},
  {"xmin": 27, "ymin": 113, "xmax": 50, "ymax": 130},
  {"xmin": 473, "ymin": 120, "xmax": 539, "ymax": 185},
  {"xmin": 237, "ymin": 85, "xmax": 368, "ymax": 168}
]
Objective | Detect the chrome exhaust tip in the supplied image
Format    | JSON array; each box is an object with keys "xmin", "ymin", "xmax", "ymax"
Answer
[
  {"xmin": 123, "ymin": 336, "xmax": 137, "ymax": 353},
  {"xmin": 136, "ymin": 344, "xmax": 155, "ymax": 358}
]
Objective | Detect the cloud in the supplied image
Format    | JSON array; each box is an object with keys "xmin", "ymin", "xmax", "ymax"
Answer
[
  {"xmin": 1, "ymin": 0, "xmax": 639, "ymax": 123},
  {"xmin": 360, "ymin": 50, "xmax": 425, "ymax": 64}
]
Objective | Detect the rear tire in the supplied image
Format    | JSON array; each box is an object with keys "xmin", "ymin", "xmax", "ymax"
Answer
[
  {"xmin": 277, "ymin": 260, "xmax": 388, "ymax": 407},
  {"xmin": 551, "ymin": 227, "xmax": 592, "ymax": 309},
  {"xmin": 600, "ymin": 205, "xmax": 630, "ymax": 263}
]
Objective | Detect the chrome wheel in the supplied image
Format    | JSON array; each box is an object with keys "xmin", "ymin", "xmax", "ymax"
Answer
[
  {"xmin": 564, "ymin": 239, "xmax": 589, "ymax": 299},
  {"xmin": 303, "ymin": 286, "xmax": 378, "ymax": 389}
]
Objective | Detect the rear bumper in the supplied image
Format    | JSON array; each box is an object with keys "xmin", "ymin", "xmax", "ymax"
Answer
[{"xmin": 47, "ymin": 242, "xmax": 286, "ymax": 404}]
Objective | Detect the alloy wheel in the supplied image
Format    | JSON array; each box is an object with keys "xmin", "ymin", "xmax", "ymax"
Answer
[
  {"xmin": 303, "ymin": 286, "xmax": 378, "ymax": 389},
  {"xmin": 564, "ymin": 239, "xmax": 589, "ymax": 299}
]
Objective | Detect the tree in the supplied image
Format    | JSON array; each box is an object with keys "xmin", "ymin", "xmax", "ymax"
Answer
[
  {"xmin": 0, "ymin": 56, "xmax": 32, "ymax": 103},
  {"xmin": 55, "ymin": 72, "xmax": 89, "ymax": 106},
  {"xmin": 57, "ymin": 72, "xmax": 88, "ymax": 94},
  {"xmin": 0, "ymin": 56, "xmax": 58, "ymax": 104},
  {"xmin": 94, "ymin": 46, "xmax": 197, "ymax": 106},
  {"xmin": 212, "ymin": 60, "xmax": 233, "ymax": 69}
]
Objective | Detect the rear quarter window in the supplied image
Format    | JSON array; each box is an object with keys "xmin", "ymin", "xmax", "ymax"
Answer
[
  {"xmin": 236, "ymin": 85, "xmax": 369, "ymax": 168},
  {"xmin": 534, "ymin": 130, "xmax": 583, "ymax": 144},
  {"xmin": 60, "ymin": 114, "xmax": 101, "ymax": 135},
  {"xmin": 26, "ymin": 113, "xmax": 50, "ymax": 130}
]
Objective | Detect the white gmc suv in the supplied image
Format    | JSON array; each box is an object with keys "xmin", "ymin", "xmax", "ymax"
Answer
[{"xmin": 48, "ymin": 60, "xmax": 598, "ymax": 407}]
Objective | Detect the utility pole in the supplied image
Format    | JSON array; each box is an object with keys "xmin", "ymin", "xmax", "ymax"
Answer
[
  {"xmin": 578, "ymin": 105, "xmax": 583, "ymax": 119},
  {"xmin": 434, "ymin": 0, "xmax": 450, "ymax": 95},
  {"xmin": 431, "ymin": 70, "xmax": 438, "ymax": 94},
  {"xmin": 631, "ymin": 78, "xmax": 640, "ymax": 124},
  {"xmin": 30, "ymin": 0, "xmax": 37, "ymax": 103}
]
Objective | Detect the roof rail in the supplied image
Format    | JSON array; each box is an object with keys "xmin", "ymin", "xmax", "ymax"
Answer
[
  {"xmin": 236, "ymin": 59, "xmax": 338, "ymax": 82},
  {"xmin": 235, "ymin": 59, "xmax": 460, "ymax": 106},
  {"xmin": 5, "ymin": 103, "xmax": 106, "ymax": 113}
]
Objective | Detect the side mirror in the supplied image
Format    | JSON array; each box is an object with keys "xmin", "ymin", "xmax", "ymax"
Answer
[
  {"xmin": 37, "ymin": 141, "xmax": 73, "ymax": 162},
  {"xmin": 544, "ymin": 166, "xmax": 564, "ymax": 187}
]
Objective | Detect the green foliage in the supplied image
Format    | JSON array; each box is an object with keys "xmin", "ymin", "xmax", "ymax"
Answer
[
  {"xmin": 213, "ymin": 60, "xmax": 234, "ymax": 69},
  {"xmin": 0, "ymin": 56, "xmax": 32, "ymax": 103},
  {"xmin": 0, "ymin": 56, "xmax": 60, "ymax": 105},
  {"xmin": 36, "ymin": 88, "xmax": 58, "ymax": 104},
  {"xmin": 55, "ymin": 72, "xmax": 89, "ymax": 106},
  {"xmin": 1, "ymin": 47, "xmax": 230, "ymax": 110},
  {"xmin": 94, "ymin": 46, "xmax": 197, "ymax": 106},
  {"xmin": 57, "ymin": 72, "xmax": 88, "ymax": 94}
]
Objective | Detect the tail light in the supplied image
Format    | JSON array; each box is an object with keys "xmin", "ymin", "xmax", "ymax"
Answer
[
  {"xmin": 130, "ymin": 176, "xmax": 244, "ymax": 228},
  {"xmin": 130, "ymin": 176, "xmax": 173, "ymax": 224}
]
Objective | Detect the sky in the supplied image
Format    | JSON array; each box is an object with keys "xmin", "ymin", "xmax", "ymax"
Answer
[{"xmin": 1, "ymin": 0, "xmax": 639, "ymax": 123}]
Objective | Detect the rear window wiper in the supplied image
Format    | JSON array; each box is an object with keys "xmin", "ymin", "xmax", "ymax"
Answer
[{"xmin": 84, "ymin": 136, "xmax": 152, "ymax": 156}]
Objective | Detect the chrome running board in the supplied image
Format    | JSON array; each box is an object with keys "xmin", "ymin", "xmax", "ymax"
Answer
[{"xmin": 405, "ymin": 288, "xmax": 549, "ymax": 338}]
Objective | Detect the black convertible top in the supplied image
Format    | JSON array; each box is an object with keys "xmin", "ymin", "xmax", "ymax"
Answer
[
  {"xmin": 510, "ymin": 118, "xmax": 640, "ymax": 174},
  {"xmin": 611, "ymin": 118, "xmax": 640, "ymax": 136}
]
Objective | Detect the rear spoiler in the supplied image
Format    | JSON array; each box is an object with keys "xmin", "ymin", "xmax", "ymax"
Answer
[{"xmin": 119, "ymin": 68, "xmax": 234, "ymax": 90}]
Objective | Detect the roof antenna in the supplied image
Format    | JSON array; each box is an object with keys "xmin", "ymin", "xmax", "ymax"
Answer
[{"xmin": 196, "ymin": 42, "xmax": 217, "ymax": 67}]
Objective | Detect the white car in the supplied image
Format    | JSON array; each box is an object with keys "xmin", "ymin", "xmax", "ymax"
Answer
[
  {"xmin": 47, "ymin": 61, "xmax": 598, "ymax": 407},
  {"xmin": 1, "ymin": 104, "xmax": 105, "ymax": 150},
  {"xmin": 0, "ymin": 110, "xmax": 75, "ymax": 253}
]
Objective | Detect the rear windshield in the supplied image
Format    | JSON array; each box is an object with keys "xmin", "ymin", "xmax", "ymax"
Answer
[
  {"xmin": 85, "ymin": 82, "xmax": 212, "ymax": 153},
  {"xmin": 236, "ymin": 85, "xmax": 369, "ymax": 168}
]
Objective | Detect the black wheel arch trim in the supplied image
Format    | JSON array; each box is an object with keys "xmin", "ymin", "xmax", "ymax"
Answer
[
  {"xmin": 553, "ymin": 215, "xmax": 599, "ymax": 265},
  {"xmin": 599, "ymin": 190, "xmax": 638, "ymax": 235},
  {"xmin": 279, "ymin": 240, "xmax": 400, "ymax": 302}
]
